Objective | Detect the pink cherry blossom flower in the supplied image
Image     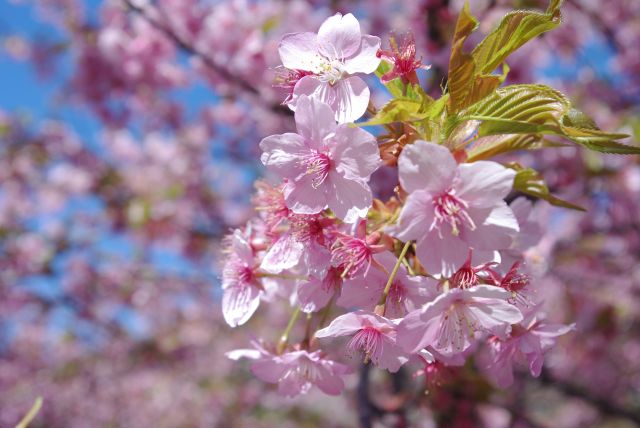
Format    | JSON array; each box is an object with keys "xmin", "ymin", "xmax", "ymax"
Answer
[
  {"xmin": 377, "ymin": 32, "xmax": 430, "ymax": 85},
  {"xmin": 397, "ymin": 285, "xmax": 523, "ymax": 356},
  {"xmin": 279, "ymin": 13, "xmax": 381, "ymax": 123},
  {"xmin": 260, "ymin": 95, "xmax": 381, "ymax": 223},
  {"xmin": 315, "ymin": 310, "xmax": 408, "ymax": 372},
  {"xmin": 479, "ymin": 310, "xmax": 575, "ymax": 387},
  {"xmin": 226, "ymin": 341, "xmax": 350, "ymax": 397},
  {"xmin": 330, "ymin": 220, "xmax": 387, "ymax": 278},
  {"xmin": 338, "ymin": 251, "xmax": 436, "ymax": 317},
  {"xmin": 390, "ymin": 140, "xmax": 519, "ymax": 277},
  {"xmin": 221, "ymin": 229, "xmax": 263, "ymax": 327},
  {"xmin": 488, "ymin": 261, "xmax": 536, "ymax": 307}
]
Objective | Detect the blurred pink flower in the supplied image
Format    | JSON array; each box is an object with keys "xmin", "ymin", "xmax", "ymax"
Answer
[
  {"xmin": 226, "ymin": 342, "xmax": 350, "ymax": 397},
  {"xmin": 221, "ymin": 230, "xmax": 263, "ymax": 327},
  {"xmin": 479, "ymin": 310, "xmax": 575, "ymax": 387}
]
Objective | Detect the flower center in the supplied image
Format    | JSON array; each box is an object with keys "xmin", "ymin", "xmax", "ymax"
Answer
[
  {"xmin": 301, "ymin": 150, "xmax": 332, "ymax": 189},
  {"xmin": 318, "ymin": 59, "xmax": 346, "ymax": 85},
  {"xmin": 290, "ymin": 214, "xmax": 325, "ymax": 245},
  {"xmin": 451, "ymin": 265, "xmax": 478, "ymax": 289},
  {"xmin": 238, "ymin": 265, "xmax": 255, "ymax": 284},
  {"xmin": 431, "ymin": 189, "xmax": 475, "ymax": 237},
  {"xmin": 331, "ymin": 236, "xmax": 372, "ymax": 278},
  {"xmin": 348, "ymin": 326, "xmax": 383, "ymax": 363}
]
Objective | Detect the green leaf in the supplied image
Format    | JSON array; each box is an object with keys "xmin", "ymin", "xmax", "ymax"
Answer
[
  {"xmin": 509, "ymin": 164, "xmax": 585, "ymax": 211},
  {"xmin": 358, "ymin": 85, "xmax": 435, "ymax": 126},
  {"xmin": 461, "ymin": 84, "xmax": 639, "ymax": 154},
  {"xmin": 471, "ymin": 0, "xmax": 563, "ymax": 75},
  {"xmin": 447, "ymin": 1, "xmax": 479, "ymax": 113},
  {"xmin": 466, "ymin": 133, "xmax": 550, "ymax": 161}
]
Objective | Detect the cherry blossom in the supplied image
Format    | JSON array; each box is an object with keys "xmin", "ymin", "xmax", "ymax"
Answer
[
  {"xmin": 479, "ymin": 310, "xmax": 575, "ymax": 387},
  {"xmin": 279, "ymin": 13, "xmax": 381, "ymax": 122},
  {"xmin": 260, "ymin": 95, "xmax": 381, "ymax": 223},
  {"xmin": 390, "ymin": 140, "xmax": 519, "ymax": 277},
  {"xmin": 221, "ymin": 229, "xmax": 263, "ymax": 327},
  {"xmin": 397, "ymin": 285, "xmax": 523, "ymax": 356},
  {"xmin": 226, "ymin": 342, "xmax": 350, "ymax": 397},
  {"xmin": 315, "ymin": 310, "xmax": 408, "ymax": 372},
  {"xmin": 377, "ymin": 32, "xmax": 430, "ymax": 85}
]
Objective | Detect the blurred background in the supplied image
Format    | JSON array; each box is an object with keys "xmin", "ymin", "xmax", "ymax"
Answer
[{"xmin": 0, "ymin": 0, "xmax": 639, "ymax": 426}]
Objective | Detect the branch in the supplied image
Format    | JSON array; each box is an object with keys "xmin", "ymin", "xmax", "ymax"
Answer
[{"xmin": 122, "ymin": 0, "xmax": 292, "ymax": 116}]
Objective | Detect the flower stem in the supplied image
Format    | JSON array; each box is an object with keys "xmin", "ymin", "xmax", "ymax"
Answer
[
  {"xmin": 277, "ymin": 306, "xmax": 301, "ymax": 353},
  {"xmin": 376, "ymin": 240, "xmax": 412, "ymax": 315}
]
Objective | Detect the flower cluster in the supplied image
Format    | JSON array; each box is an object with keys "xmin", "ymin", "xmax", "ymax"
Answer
[{"xmin": 224, "ymin": 12, "xmax": 578, "ymax": 398}]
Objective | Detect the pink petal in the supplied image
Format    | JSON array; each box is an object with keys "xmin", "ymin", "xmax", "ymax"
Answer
[
  {"xmin": 466, "ymin": 284, "xmax": 512, "ymax": 300},
  {"xmin": 327, "ymin": 172, "xmax": 372, "ymax": 223},
  {"xmin": 221, "ymin": 285, "xmax": 261, "ymax": 327},
  {"xmin": 315, "ymin": 311, "xmax": 364, "ymax": 338},
  {"xmin": 397, "ymin": 308, "xmax": 442, "ymax": 354},
  {"xmin": 260, "ymin": 233, "xmax": 304, "ymax": 274},
  {"xmin": 343, "ymin": 35, "xmax": 381, "ymax": 75},
  {"xmin": 378, "ymin": 340, "xmax": 409, "ymax": 373},
  {"xmin": 463, "ymin": 300, "xmax": 523, "ymax": 339},
  {"xmin": 317, "ymin": 13, "xmax": 362, "ymax": 59},
  {"xmin": 297, "ymin": 276, "xmax": 334, "ymax": 313},
  {"xmin": 456, "ymin": 161, "xmax": 516, "ymax": 208},
  {"xmin": 337, "ymin": 266, "xmax": 386, "ymax": 310},
  {"xmin": 463, "ymin": 203, "xmax": 519, "ymax": 250},
  {"xmin": 251, "ymin": 358, "xmax": 289, "ymax": 384},
  {"xmin": 283, "ymin": 174, "xmax": 329, "ymax": 215},
  {"xmin": 315, "ymin": 363, "xmax": 346, "ymax": 395},
  {"xmin": 416, "ymin": 230, "xmax": 469, "ymax": 277},
  {"xmin": 332, "ymin": 125, "xmax": 381, "ymax": 180},
  {"xmin": 398, "ymin": 140, "xmax": 456, "ymax": 194},
  {"xmin": 293, "ymin": 75, "xmax": 370, "ymax": 123},
  {"xmin": 279, "ymin": 32, "xmax": 321, "ymax": 71},
  {"xmin": 260, "ymin": 133, "xmax": 307, "ymax": 178},
  {"xmin": 293, "ymin": 95, "xmax": 337, "ymax": 146},
  {"xmin": 389, "ymin": 190, "xmax": 434, "ymax": 242}
]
